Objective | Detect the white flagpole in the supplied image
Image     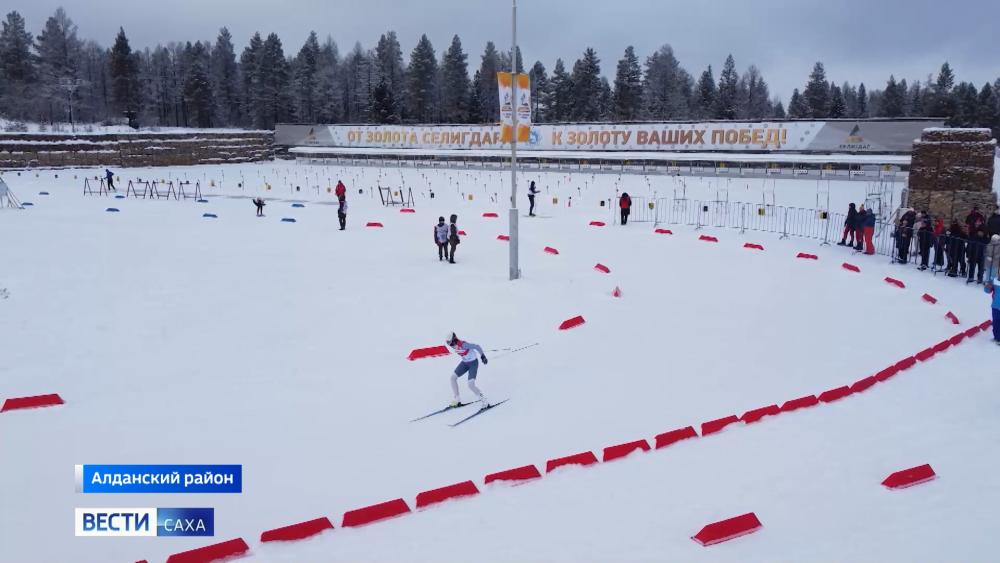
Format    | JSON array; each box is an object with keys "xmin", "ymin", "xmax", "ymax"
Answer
[{"xmin": 509, "ymin": 0, "xmax": 520, "ymax": 281}]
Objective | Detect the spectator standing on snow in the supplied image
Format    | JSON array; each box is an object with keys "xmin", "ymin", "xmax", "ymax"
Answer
[
  {"xmin": 447, "ymin": 214, "xmax": 460, "ymax": 264},
  {"xmin": 528, "ymin": 181, "xmax": 539, "ymax": 216},
  {"xmin": 946, "ymin": 220, "xmax": 967, "ymax": 277},
  {"xmin": 337, "ymin": 197, "xmax": 347, "ymax": 230},
  {"xmin": 619, "ymin": 192, "xmax": 632, "ymax": 225},
  {"xmin": 839, "ymin": 203, "xmax": 858, "ymax": 246},
  {"xmin": 985, "ymin": 234, "xmax": 1000, "ymax": 282},
  {"xmin": 862, "ymin": 206, "xmax": 876, "ymax": 254},
  {"xmin": 985, "ymin": 276, "xmax": 1000, "ymax": 344},
  {"xmin": 967, "ymin": 227, "xmax": 988, "ymax": 284},
  {"xmin": 335, "ymin": 180, "xmax": 346, "ymax": 199},
  {"xmin": 253, "ymin": 197, "xmax": 266, "ymax": 217},
  {"xmin": 917, "ymin": 218, "xmax": 933, "ymax": 270},
  {"xmin": 932, "ymin": 216, "xmax": 947, "ymax": 270},
  {"xmin": 446, "ymin": 332, "xmax": 489, "ymax": 407},
  {"xmin": 896, "ymin": 209, "xmax": 916, "ymax": 264},
  {"xmin": 434, "ymin": 216, "xmax": 449, "ymax": 261},
  {"xmin": 987, "ymin": 208, "xmax": 1000, "ymax": 238},
  {"xmin": 854, "ymin": 205, "xmax": 867, "ymax": 251},
  {"xmin": 105, "ymin": 169, "xmax": 116, "ymax": 191}
]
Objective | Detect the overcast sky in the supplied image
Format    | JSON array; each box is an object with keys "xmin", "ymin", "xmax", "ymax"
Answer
[{"xmin": 12, "ymin": 0, "xmax": 1000, "ymax": 101}]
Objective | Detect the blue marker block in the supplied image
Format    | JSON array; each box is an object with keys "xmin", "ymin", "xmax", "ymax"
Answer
[
  {"xmin": 281, "ymin": 217, "xmax": 296, "ymax": 223},
  {"xmin": 197, "ymin": 199, "xmax": 209, "ymax": 203},
  {"xmin": 203, "ymin": 213, "xmax": 218, "ymax": 218},
  {"xmin": 21, "ymin": 202, "xmax": 33, "ymax": 206},
  {"xmin": 39, "ymin": 191, "xmax": 50, "ymax": 195},
  {"xmin": 291, "ymin": 203, "xmax": 305, "ymax": 208},
  {"xmin": 115, "ymin": 195, "xmax": 125, "ymax": 199},
  {"xmin": 106, "ymin": 208, "xmax": 120, "ymax": 212}
]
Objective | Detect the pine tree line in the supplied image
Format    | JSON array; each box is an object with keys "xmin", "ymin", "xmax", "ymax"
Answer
[{"xmin": 1, "ymin": 8, "xmax": 998, "ymax": 138}]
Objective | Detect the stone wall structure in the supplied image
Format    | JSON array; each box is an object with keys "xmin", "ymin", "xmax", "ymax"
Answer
[
  {"xmin": 907, "ymin": 128, "xmax": 997, "ymax": 220},
  {"xmin": 0, "ymin": 131, "xmax": 274, "ymax": 169}
]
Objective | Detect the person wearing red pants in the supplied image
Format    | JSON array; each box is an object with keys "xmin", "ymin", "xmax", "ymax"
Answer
[{"xmin": 863, "ymin": 207, "xmax": 876, "ymax": 254}]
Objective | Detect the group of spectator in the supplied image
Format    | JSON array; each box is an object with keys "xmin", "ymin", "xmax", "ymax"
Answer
[{"xmin": 842, "ymin": 202, "xmax": 1000, "ymax": 286}]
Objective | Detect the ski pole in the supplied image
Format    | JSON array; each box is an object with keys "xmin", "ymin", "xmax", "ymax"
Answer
[{"xmin": 489, "ymin": 342, "xmax": 540, "ymax": 360}]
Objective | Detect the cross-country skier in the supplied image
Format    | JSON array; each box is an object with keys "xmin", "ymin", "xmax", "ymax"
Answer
[
  {"xmin": 105, "ymin": 169, "xmax": 116, "ymax": 191},
  {"xmin": 253, "ymin": 197, "xmax": 266, "ymax": 217},
  {"xmin": 446, "ymin": 332, "xmax": 489, "ymax": 407},
  {"xmin": 528, "ymin": 181, "xmax": 539, "ymax": 216},
  {"xmin": 434, "ymin": 216, "xmax": 449, "ymax": 261}
]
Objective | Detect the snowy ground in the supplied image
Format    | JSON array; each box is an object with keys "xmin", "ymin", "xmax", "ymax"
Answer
[{"xmin": 0, "ymin": 161, "xmax": 996, "ymax": 563}]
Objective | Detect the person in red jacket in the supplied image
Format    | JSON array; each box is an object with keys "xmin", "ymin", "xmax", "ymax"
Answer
[
  {"xmin": 619, "ymin": 192, "xmax": 632, "ymax": 225},
  {"xmin": 335, "ymin": 180, "xmax": 346, "ymax": 199}
]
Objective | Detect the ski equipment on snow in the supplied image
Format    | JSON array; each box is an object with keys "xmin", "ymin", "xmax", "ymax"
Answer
[{"xmin": 449, "ymin": 399, "xmax": 509, "ymax": 427}]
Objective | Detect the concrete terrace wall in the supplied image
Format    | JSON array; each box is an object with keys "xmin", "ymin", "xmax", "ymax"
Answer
[{"xmin": 0, "ymin": 131, "xmax": 274, "ymax": 169}]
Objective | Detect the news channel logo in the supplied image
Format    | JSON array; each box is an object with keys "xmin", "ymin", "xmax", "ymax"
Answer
[{"xmin": 74, "ymin": 508, "xmax": 214, "ymax": 537}]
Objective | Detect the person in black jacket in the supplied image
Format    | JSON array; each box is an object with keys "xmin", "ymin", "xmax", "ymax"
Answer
[
  {"xmin": 839, "ymin": 203, "xmax": 858, "ymax": 246},
  {"xmin": 527, "ymin": 181, "xmax": 539, "ymax": 216},
  {"xmin": 895, "ymin": 209, "xmax": 916, "ymax": 264},
  {"xmin": 916, "ymin": 218, "xmax": 933, "ymax": 270},
  {"xmin": 253, "ymin": 197, "xmax": 266, "ymax": 217},
  {"xmin": 987, "ymin": 209, "xmax": 1000, "ymax": 238},
  {"xmin": 337, "ymin": 196, "xmax": 347, "ymax": 230},
  {"xmin": 946, "ymin": 221, "xmax": 967, "ymax": 277},
  {"xmin": 447, "ymin": 214, "xmax": 460, "ymax": 264},
  {"xmin": 967, "ymin": 227, "xmax": 989, "ymax": 283},
  {"xmin": 854, "ymin": 205, "xmax": 867, "ymax": 251}
]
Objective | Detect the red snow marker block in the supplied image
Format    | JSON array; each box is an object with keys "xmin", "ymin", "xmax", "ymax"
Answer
[
  {"xmin": 654, "ymin": 228, "xmax": 673, "ymax": 234},
  {"xmin": 922, "ymin": 293, "xmax": 938, "ymax": 304},
  {"xmin": 260, "ymin": 517, "xmax": 333, "ymax": 542},
  {"xmin": 415, "ymin": 481, "xmax": 479, "ymax": 509},
  {"xmin": 850, "ymin": 376, "xmax": 877, "ymax": 393},
  {"xmin": 740, "ymin": 405, "xmax": 780, "ymax": 424},
  {"xmin": 484, "ymin": 464, "xmax": 542, "ymax": 485},
  {"xmin": 780, "ymin": 395, "xmax": 819, "ymax": 413},
  {"xmin": 884, "ymin": 277, "xmax": 906, "ymax": 288},
  {"xmin": 932, "ymin": 340, "xmax": 952, "ymax": 353},
  {"xmin": 558, "ymin": 316, "xmax": 586, "ymax": 330},
  {"xmin": 458, "ymin": 230, "xmax": 467, "ymax": 236},
  {"xmin": 546, "ymin": 451, "xmax": 599, "ymax": 473},
  {"xmin": 819, "ymin": 386, "xmax": 853, "ymax": 403},
  {"xmin": 699, "ymin": 235, "xmax": 719, "ymax": 242},
  {"xmin": 743, "ymin": 243, "xmax": 764, "ymax": 250},
  {"xmin": 895, "ymin": 356, "xmax": 917, "ymax": 371},
  {"xmin": 796, "ymin": 252, "xmax": 818, "ymax": 260},
  {"xmin": 407, "ymin": 345, "xmax": 450, "ymax": 361},
  {"xmin": 544, "ymin": 246, "xmax": 560, "ymax": 255},
  {"xmin": 945, "ymin": 311, "xmax": 960, "ymax": 325},
  {"xmin": 165, "ymin": 538, "xmax": 250, "ymax": 563},
  {"xmin": 701, "ymin": 415, "xmax": 739, "ymax": 436},
  {"xmin": 400, "ymin": 208, "xmax": 415, "ymax": 213},
  {"xmin": 602, "ymin": 439, "xmax": 651, "ymax": 462},
  {"xmin": 949, "ymin": 333, "xmax": 965, "ymax": 346},
  {"xmin": 612, "ymin": 286, "xmax": 623, "ymax": 298},
  {"xmin": 964, "ymin": 326, "xmax": 981, "ymax": 338},
  {"xmin": 842, "ymin": 262, "xmax": 861, "ymax": 273},
  {"xmin": 915, "ymin": 347, "xmax": 936, "ymax": 362},
  {"xmin": 342, "ymin": 498, "xmax": 411, "ymax": 528},
  {"xmin": 882, "ymin": 464, "xmax": 937, "ymax": 489},
  {"xmin": 1, "ymin": 393, "xmax": 64, "ymax": 412},
  {"xmin": 482, "ymin": 212, "xmax": 499, "ymax": 218},
  {"xmin": 875, "ymin": 365, "xmax": 900, "ymax": 382},
  {"xmin": 366, "ymin": 222, "xmax": 383, "ymax": 228},
  {"xmin": 979, "ymin": 320, "xmax": 993, "ymax": 331},
  {"xmin": 496, "ymin": 235, "xmax": 510, "ymax": 241},
  {"xmin": 594, "ymin": 263, "xmax": 611, "ymax": 273},
  {"xmin": 654, "ymin": 426, "xmax": 698, "ymax": 449},
  {"xmin": 692, "ymin": 512, "xmax": 763, "ymax": 546},
  {"xmin": 589, "ymin": 221, "xmax": 606, "ymax": 227}
]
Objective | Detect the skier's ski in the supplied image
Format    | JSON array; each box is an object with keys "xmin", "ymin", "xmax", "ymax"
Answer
[
  {"xmin": 410, "ymin": 402, "xmax": 475, "ymax": 422},
  {"xmin": 449, "ymin": 399, "xmax": 509, "ymax": 427}
]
